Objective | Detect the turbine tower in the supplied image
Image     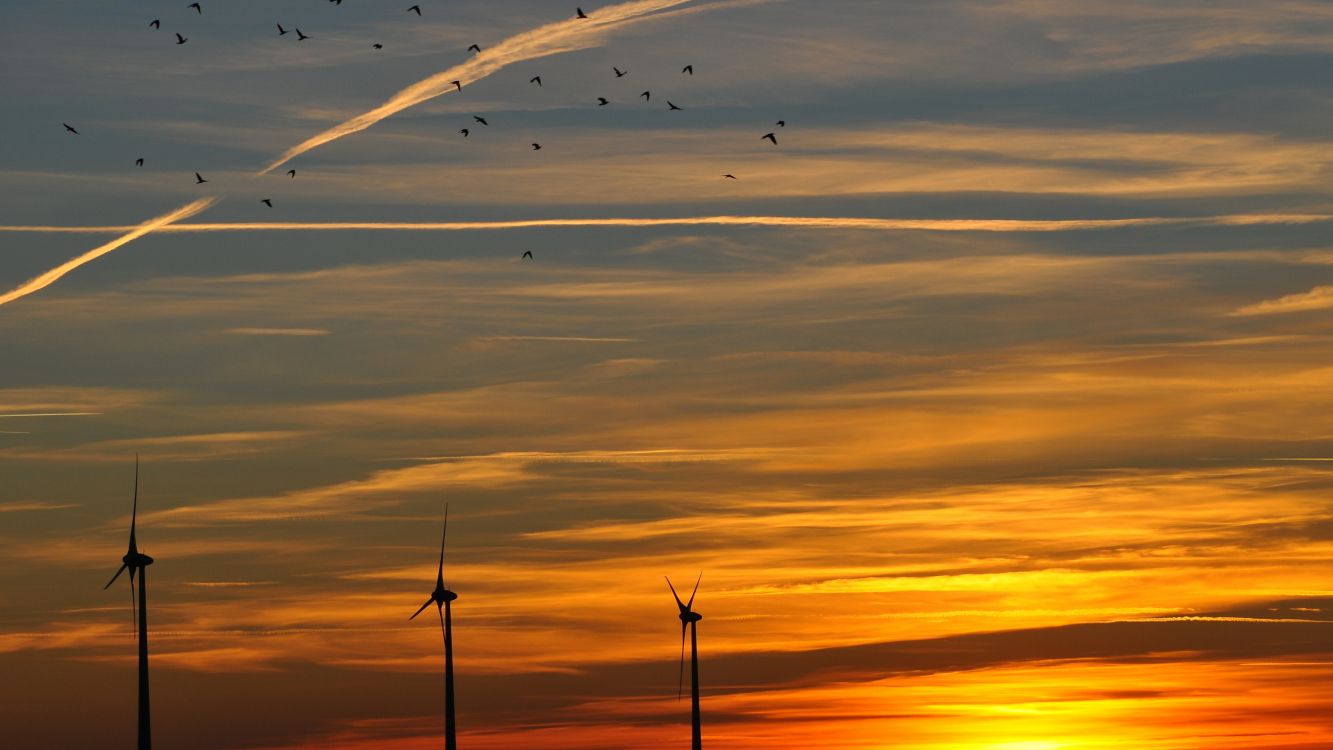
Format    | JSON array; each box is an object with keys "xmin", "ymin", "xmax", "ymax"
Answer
[
  {"xmin": 667, "ymin": 573, "xmax": 704, "ymax": 750},
  {"xmin": 105, "ymin": 456, "xmax": 155, "ymax": 750},
  {"xmin": 411, "ymin": 506, "xmax": 459, "ymax": 750}
]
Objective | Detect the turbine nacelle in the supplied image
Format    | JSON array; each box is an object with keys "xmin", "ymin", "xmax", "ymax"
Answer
[
  {"xmin": 124, "ymin": 551, "xmax": 155, "ymax": 568},
  {"xmin": 679, "ymin": 610, "xmax": 702, "ymax": 624}
]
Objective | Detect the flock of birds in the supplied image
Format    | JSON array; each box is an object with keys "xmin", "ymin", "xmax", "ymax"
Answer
[{"xmin": 59, "ymin": 2, "xmax": 790, "ymax": 259}]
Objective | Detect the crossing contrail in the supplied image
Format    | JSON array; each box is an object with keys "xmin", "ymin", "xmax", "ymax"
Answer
[
  {"xmin": 3, "ymin": 0, "xmax": 745, "ymax": 307},
  {"xmin": 0, "ymin": 199, "xmax": 217, "ymax": 307},
  {"xmin": 1, "ymin": 213, "xmax": 1329, "ymax": 236},
  {"xmin": 261, "ymin": 0, "xmax": 718, "ymax": 174}
]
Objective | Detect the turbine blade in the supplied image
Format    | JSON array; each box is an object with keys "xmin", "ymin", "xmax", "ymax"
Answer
[
  {"xmin": 409, "ymin": 597, "xmax": 434, "ymax": 621},
  {"xmin": 678, "ymin": 620, "xmax": 687, "ymax": 700},
  {"xmin": 438, "ymin": 503, "xmax": 449, "ymax": 579},
  {"xmin": 104, "ymin": 563, "xmax": 128, "ymax": 589},
  {"xmin": 128, "ymin": 455, "xmax": 140, "ymax": 553},
  {"xmin": 665, "ymin": 576, "xmax": 686, "ymax": 612},
  {"xmin": 687, "ymin": 571, "xmax": 702, "ymax": 609}
]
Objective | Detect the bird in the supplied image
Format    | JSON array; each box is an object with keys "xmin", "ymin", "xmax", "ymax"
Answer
[
  {"xmin": 295, "ymin": 28, "xmax": 309, "ymax": 41},
  {"xmin": 410, "ymin": 507, "xmax": 462, "ymax": 750},
  {"xmin": 194, "ymin": 172, "xmax": 207, "ymax": 184},
  {"xmin": 613, "ymin": 67, "xmax": 627, "ymax": 77},
  {"xmin": 373, "ymin": 43, "xmax": 383, "ymax": 49},
  {"xmin": 597, "ymin": 97, "xmax": 609, "ymax": 106},
  {"xmin": 407, "ymin": 5, "xmax": 421, "ymax": 15},
  {"xmin": 530, "ymin": 76, "xmax": 542, "ymax": 86},
  {"xmin": 149, "ymin": 19, "xmax": 160, "ymax": 29},
  {"xmin": 261, "ymin": 199, "xmax": 273, "ymax": 207},
  {"xmin": 531, "ymin": 143, "xmax": 542, "ymax": 150},
  {"xmin": 330, "ymin": 0, "xmax": 342, "ymax": 4},
  {"xmin": 287, "ymin": 169, "xmax": 297, "ymax": 178},
  {"xmin": 776, "ymin": 120, "xmax": 786, "ymax": 128},
  {"xmin": 468, "ymin": 44, "xmax": 482, "ymax": 53},
  {"xmin": 136, "ymin": 158, "xmax": 144, "ymax": 167},
  {"xmin": 667, "ymin": 574, "xmax": 706, "ymax": 750},
  {"xmin": 762, "ymin": 132, "xmax": 778, "ymax": 144},
  {"xmin": 459, "ymin": 128, "xmax": 469, "ymax": 137},
  {"xmin": 682, "ymin": 64, "xmax": 693, "ymax": 75},
  {"xmin": 473, "ymin": 116, "xmax": 488, "ymax": 126},
  {"xmin": 577, "ymin": 7, "xmax": 588, "ymax": 18},
  {"xmin": 641, "ymin": 91, "xmax": 651, "ymax": 101},
  {"xmin": 62, "ymin": 123, "xmax": 79, "ymax": 135},
  {"xmin": 277, "ymin": 23, "xmax": 289, "ymax": 35},
  {"xmin": 668, "ymin": 101, "xmax": 682, "ymax": 110},
  {"xmin": 723, "ymin": 174, "xmax": 737, "ymax": 179},
  {"xmin": 175, "ymin": 33, "xmax": 188, "ymax": 45},
  {"xmin": 452, "ymin": 81, "xmax": 462, "ymax": 92},
  {"xmin": 522, "ymin": 251, "xmax": 533, "ymax": 259},
  {"xmin": 188, "ymin": 2, "xmax": 202, "ymax": 14},
  {"xmin": 105, "ymin": 458, "xmax": 157, "ymax": 750}
]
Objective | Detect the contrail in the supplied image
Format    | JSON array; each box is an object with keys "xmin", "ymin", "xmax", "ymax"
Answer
[
  {"xmin": 5, "ymin": 0, "xmax": 744, "ymax": 306},
  {"xmin": 1, "ymin": 213, "xmax": 1330, "ymax": 235},
  {"xmin": 261, "ymin": 0, "xmax": 712, "ymax": 174},
  {"xmin": 0, "ymin": 198, "xmax": 217, "ymax": 307}
]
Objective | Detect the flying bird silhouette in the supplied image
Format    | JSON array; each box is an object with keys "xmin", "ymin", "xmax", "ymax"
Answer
[
  {"xmin": 149, "ymin": 19, "xmax": 160, "ymax": 29},
  {"xmin": 373, "ymin": 43, "xmax": 383, "ymax": 49},
  {"xmin": 522, "ymin": 251, "xmax": 533, "ymax": 259},
  {"xmin": 468, "ymin": 44, "xmax": 482, "ymax": 53},
  {"xmin": 452, "ymin": 81, "xmax": 462, "ymax": 92},
  {"xmin": 295, "ymin": 28, "xmax": 309, "ymax": 41},
  {"xmin": 641, "ymin": 91, "xmax": 651, "ymax": 101},
  {"xmin": 62, "ymin": 123, "xmax": 79, "ymax": 135},
  {"xmin": 723, "ymin": 174, "xmax": 737, "ymax": 179},
  {"xmin": 531, "ymin": 143, "xmax": 542, "ymax": 150},
  {"xmin": 459, "ymin": 128, "xmax": 469, "ymax": 137},
  {"xmin": 473, "ymin": 116, "xmax": 488, "ymax": 125},
  {"xmin": 261, "ymin": 199, "xmax": 272, "ymax": 207},
  {"xmin": 188, "ymin": 2, "xmax": 202, "ymax": 14},
  {"xmin": 577, "ymin": 7, "xmax": 588, "ymax": 18},
  {"xmin": 762, "ymin": 132, "xmax": 778, "ymax": 144},
  {"xmin": 407, "ymin": 5, "xmax": 421, "ymax": 15},
  {"xmin": 776, "ymin": 120, "xmax": 786, "ymax": 127},
  {"xmin": 136, "ymin": 158, "xmax": 144, "ymax": 167},
  {"xmin": 194, "ymin": 172, "xmax": 207, "ymax": 184},
  {"xmin": 613, "ymin": 67, "xmax": 627, "ymax": 77},
  {"xmin": 668, "ymin": 101, "xmax": 682, "ymax": 110},
  {"xmin": 277, "ymin": 23, "xmax": 289, "ymax": 35},
  {"xmin": 175, "ymin": 33, "xmax": 188, "ymax": 45},
  {"xmin": 530, "ymin": 76, "xmax": 542, "ymax": 86},
  {"xmin": 287, "ymin": 169, "xmax": 297, "ymax": 178},
  {"xmin": 682, "ymin": 64, "xmax": 693, "ymax": 75},
  {"xmin": 597, "ymin": 97, "xmax": 609, "ymax": 106}
]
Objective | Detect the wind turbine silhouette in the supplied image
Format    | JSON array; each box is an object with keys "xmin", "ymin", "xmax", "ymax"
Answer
[
  {"xmin": 104, "ymin": 456, "xmax": 155, "ymax": 750},
  {"xmin": 667, "ymin": 573, "xmax": 704, "ymax": 750},
  {"xmin": 411, "ymin": 506, "xmax": 459, "ymax": 750}
]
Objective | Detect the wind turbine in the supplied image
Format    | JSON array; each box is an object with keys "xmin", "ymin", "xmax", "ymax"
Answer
[
  {"xmin": 667, "ymin": 573, "xmax": 704, "ymax": 750},
  {"xmin": 105, "ymin": 456, "xmax": 155, "ymax": 750},
  {"xmin": 411, "ymin": 506, "xmax": 459, "ymax": 750}
]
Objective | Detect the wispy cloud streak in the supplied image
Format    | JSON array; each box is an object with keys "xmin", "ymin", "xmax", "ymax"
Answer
[
  {"xmin": 260, "ymin": 0, "xmax": 715, "ymax": 174},
  {"xmin": 3, "ymin": 213, "xmax": 1329, "ymax": 236},
  {"xmin": 0, "ymin": 198, "xmax": 217, "ymax": 308}
]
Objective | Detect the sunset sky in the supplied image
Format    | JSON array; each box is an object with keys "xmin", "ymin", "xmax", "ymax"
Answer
[{"xmin": 2, "ymin": 0, "xmax": 1333, "ymax": 748}]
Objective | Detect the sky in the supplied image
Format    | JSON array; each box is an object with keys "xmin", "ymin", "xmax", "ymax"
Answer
[{"xmin": 2, "ymin": 0, "xmax": 1333, "ymax": 747}]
